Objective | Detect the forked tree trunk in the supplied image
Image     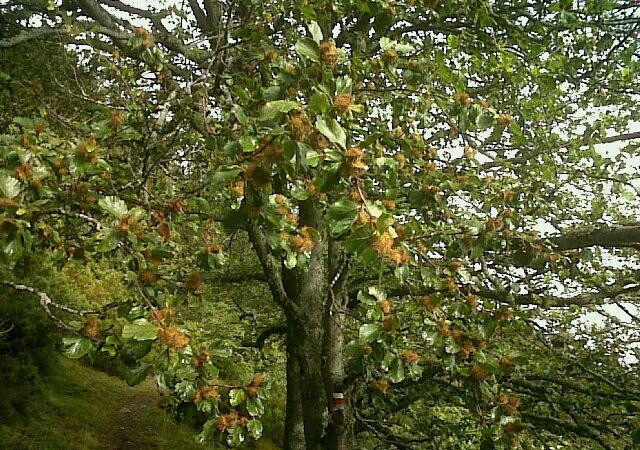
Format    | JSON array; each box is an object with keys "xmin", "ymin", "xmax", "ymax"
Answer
[
  {"xmin": 284, "ymin": 308, "xmax": 348, "ymax": 450},
  {"xmin": 282, "ymin": 254, "xmax": 349, "ymax": 449},
  {"xmin": 248, "ymin": 198, "xmax": 350, "ymax": 450}
]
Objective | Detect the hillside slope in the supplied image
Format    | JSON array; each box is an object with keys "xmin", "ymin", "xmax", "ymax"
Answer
[{"xmin": 0, "ymin": 357, "xmax": 211, "ymax": 450}]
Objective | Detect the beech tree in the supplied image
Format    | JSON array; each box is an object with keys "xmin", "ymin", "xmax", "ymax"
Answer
[{"xmin": 2, "ymin": 1, "xmax": 640, "ymax": 449}]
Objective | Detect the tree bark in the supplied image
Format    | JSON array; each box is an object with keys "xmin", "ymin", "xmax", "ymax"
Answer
[
  {"xmin": 552, "ymin": 225, "xmax": 640, "ymax": 250},
  {"xmin": 297, "ymin": 201, "xmax": 330, "ymax": 450},
  {"xmin": 298, "ymin": 324, "xmax": 328, "ymax": 450},
  {"xmin": 285, "ymin": 327, "xmax": 306, "ymax": 450},
  {"xmin": 323, "ymin": 241, "xmax": 350, "ymax": 450},
  {"xmin": 323, "ymin": 309, "xmax": 349, "ymax": 450},
  {"xmin": 252, "ymin": 198, "xmax": 353, "ymax": 450}
]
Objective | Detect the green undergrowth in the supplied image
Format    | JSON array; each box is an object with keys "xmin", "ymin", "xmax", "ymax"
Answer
[{"xmin": 0, "ymin": 356, "xmax": 213, "ymax": 450}]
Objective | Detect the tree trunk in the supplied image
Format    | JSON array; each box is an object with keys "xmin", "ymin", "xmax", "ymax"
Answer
[
  {"xmin": 298, "ymin": 325, "xmax": 328, "ymax": 450},
  {"xmin": 285, "ymin": 304, "xmax": 349, "ymax": 450},
  {"xmin": 250, "ymin": 198, "xmax": 351, "ymax": 450},
  {"xmin": 323, "ymin": 241, "xmax": 350, "ymax": 450},
  {"xmin": 323, "ymin": 307, "xmax": 349, "ymax": 450},
  {"xmin": 285, "ymin": 328, "xmax": 306, "ymax": 450}
]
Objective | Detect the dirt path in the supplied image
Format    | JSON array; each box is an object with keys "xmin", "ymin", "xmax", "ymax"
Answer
[{"xmin": 109, "ymin": 391, "xmax": 159, "ymax": 450}]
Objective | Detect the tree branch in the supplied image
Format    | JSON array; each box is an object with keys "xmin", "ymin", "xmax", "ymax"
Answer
[
  {"xmin": 599, "ymin": 131, "xmax": 640, "ymax": 144},
  {"xmin": 246, "ymin": 218, "xmax": 301, "ymax": 322},
  {"xmin": 2, "ymin": 281, "xmax": 75, "ymax": 330},
  {"xmin": 0, "ymin": 26, "xmax": 66, "ymax": 48},
  {"xmin": 551, "ymin": 225, "xmax": 640, "ymax": 251},
  {"xmin": 243, "ymin": 325, "xmax": 287, "ymax": 348}
]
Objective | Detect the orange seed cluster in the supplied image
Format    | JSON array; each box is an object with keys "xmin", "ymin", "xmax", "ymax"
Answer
[
  {"xmin": 319, "ymin": 42, "xmax": 339, "ymax": 67},
  {"xmin": 381, "ymin": 49, "xmax": 399, "ymax": 65},
  {"xmin": 343, "ymin": 146, "xmax": 366, "ymax": 176},
  {"xmin": 194, "ymin": 386, "xmax": 220, "ymax": 404},
  {"xmin": 369, "ymin": 378, "xmax": 389, "ymax": 393},
  {"xmin": 81, "ymin": 317, "xmax": 101, "ymax": 339},
  {"xmin": 159, "ymin": 326, "xmax": 190, "ymax": 350},
  {"xmin": 216, "ymin": 412, "xmax": 239, "ymax": 431},
  {"xmin": 470, "ymin": 364, "xmax": 490, "ymax": 382},
  {"xmin": 496, "ymin": 392, "xmax": 521, "ymax": 415},
  {"xmin": 333, "ymin": 93, "xmax": 353, "ymax": 114},
  {"xmin": 193, "ymin": 349, "xmax": 212, "ymax": 368},
  {"xmin": 402, "ymin": 350, "xmax": 421, "ymax": 365},
  {"xmin": 290, "ymin": 226, "xmax": 315, "ymax": 253},
  {"xmin": 288, "ymin": 111, "xmax": 313, "ymax": 141},
  {"xmin": 151, "ymin": 307, "xmax": 175, "ymax": 326},
  {"xmin": 15, "ymin": 163, "xmax": 34, "ymax": 182}
]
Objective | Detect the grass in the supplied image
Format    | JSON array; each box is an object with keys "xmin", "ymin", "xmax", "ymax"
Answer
[{"xmin": 0, "ymin": 356, "xmax": 213, "ymax": 450}]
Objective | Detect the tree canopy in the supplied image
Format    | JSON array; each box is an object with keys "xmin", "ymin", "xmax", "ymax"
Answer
[{"xmin": 1, "ymin": 1, "xmax": 640, "ymax": 449}]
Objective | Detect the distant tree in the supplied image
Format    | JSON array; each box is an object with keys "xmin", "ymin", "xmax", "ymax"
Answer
[{"xmin": 1, "ymin": 1, "xmax": 640, "ymax": 449}]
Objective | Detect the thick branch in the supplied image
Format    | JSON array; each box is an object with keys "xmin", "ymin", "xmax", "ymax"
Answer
[
  {"xmin": 551, "ymin": 225, "xmax": 640, "ymax": 251},
  {"xmin": 0, "ymin": 26, "xmax": 66, "ymax": 48},
  {"xmin": 243, "ymin": 325, "xmax": 287, "ymax": 348},
  {"xmin": 600, "ymin": 131, "xmax": 640, "ymax": 144},
  {"xmin": 246, "ymin": 219, "xmax": 300, "ymax": 322}
]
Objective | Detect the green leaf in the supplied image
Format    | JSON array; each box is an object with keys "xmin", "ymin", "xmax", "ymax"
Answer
[
  {"xmin": 259, "ymin": 100, "xmax": 300, "ymax": 120},
  {"xmin": 122, "ymin": 320, "xmax": 159, "ymax": 341},
  {"xmin": 123, "ymin": 339, "xmax": 152, "ymax": 361},
  {"xmin": 63, "ymin": 337, "xmax": 93, "ymax": 359},
  {"xmin": 380, "ymin": 37, "xmax": 415, "ymax": 53},
  {"xmin": 291, "ymin": 182, "xmax": 309, "ymax": 200},
  {"xmin": 481, "ymin": 357, "xmax": 502, "ymax": 374},
  {"xmin": 247, "ymin": 419, "xmax": 263, "ymax": 439},
  {"xmin": 233, "ymin": 106, "xmax": 248, "ymax": 126},
  {"xmin": 315, "ymin": 118, "xmax": 346, "ymax": 148},
  {"xmin": 295, "ymin": 38, "xmax": 320, "ymax": 61},
  {"xmin": 13, "ymin": 117, "xmax": 34, "ymax": 129},
  {"xmin": 445, "ymin": 337, "xmax": 461, "ymax": 354},
  {"xmin": 305, "ymin": 149, "xmax": 320, "ymax": 167},
  {"xmin": 126, "ymin": 363, "xmax": 152, "ymax": 386},
  {"xmin": 308, "ymin": 21, "xmax": 323, "ymax": 43},
  {"xmin": 199, "ymin": 419, "xmax": 217, "ymax": 442},
  {"xmin": 308, "ymin": 92, "xmax": 330, "ymax": 114},
  {"xmin": 357, "ymin": 290, "xmax": 377, "ymax": 306},
  {"xmin": 209, "ymin": 348, "xmax": 233, "ymax": 358},
  {"xmin": 175, "ymin": 380, "xmax": 196, "ymax": 400},
  {"xmin": 239, "ymin": 135, "xmax": 258, "ymax": 152},
  {"xmin": 388, "ymin": 358, "xmax": 405, "ymax": 383},
  {"xmin": 246, "ymin": 396, "xmax": 265, "ymax": 416},
  {"xmin": 408, "ymin": 363, "xmax": 423, "ymax": 380},
  {"xmin": 326, "ymin": 200, "xmax": 358, "ymax": 236},
  {"xmin": 379, "ymin": 37, "xmax": 394, "ymax": 51},
  {"xmin": 98, "ymin": 196, "xmax": 128, "ymax": 217},
  {"xmin": 284, "ymin": 251, "xmax": 297, "ymax": 269},
  {"xmin": 479, "ymin": 318, "xmax": 497, "ymax": 340},
  {"xmin": 368, "ymin": 286, "xmax": 387, "ymax": 301},
  {"xmin": 0, "ymin": 174, "xmax": 20, "ymax": 199},
  {"xmin": 448, "ymin": 34, "xmax": 460, "ymax": 49},
  {"xmin": 359, "ymin": 323, "xmax": 382, "ymax": 344},
  {"xmin": 230, "ymin": 388, "xmax": 245, "ymax": 406},
  {"xmin": 394, "ymin": 265, "xmax": 410, "ymax": 283},
  {"xmin": 476, "ymin": 112, "xmax": 494, "ymax": 130},
  {"xmin": 227, "ymin": 426, "xmax": 245, "ymax": 446},
  {"xmin": 96, "ymin": 231, "xmax": 121, "ymax": 252},
  {"xmin": 336, "ymin": 76, "xmax": 353, "ymax": 96}
]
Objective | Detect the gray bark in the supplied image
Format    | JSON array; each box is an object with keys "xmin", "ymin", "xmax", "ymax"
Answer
[{"xmin": 285, "ymin": 328, "xmax": 306, "ymax": 450}]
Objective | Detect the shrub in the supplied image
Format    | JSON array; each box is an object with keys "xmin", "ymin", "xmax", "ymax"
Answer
[{"xmin": 0, "ymin": 286, "xmax": 60, "ymax": 420}]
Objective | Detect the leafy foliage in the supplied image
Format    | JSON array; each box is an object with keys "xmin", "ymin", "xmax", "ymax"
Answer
[
  {"xmin": 1, "ymin": 0, "xmax": 640, "ymax": 449},
  {"xmin": 0, "ymin": 286, "xmax": 59, "ymax": 419}
]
